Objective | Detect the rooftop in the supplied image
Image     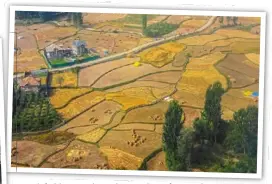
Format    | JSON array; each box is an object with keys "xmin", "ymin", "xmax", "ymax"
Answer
[{"xmin": 19, "ymin": 75, "xmax": 41, "ymax": 87}]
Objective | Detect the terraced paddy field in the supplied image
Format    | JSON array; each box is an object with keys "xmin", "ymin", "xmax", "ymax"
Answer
[{"xmin": 12, "ymin": 14, "xmax": 261, "ymax": 172}]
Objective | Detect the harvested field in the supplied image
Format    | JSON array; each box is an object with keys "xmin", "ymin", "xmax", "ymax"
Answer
[
  {"xmin": 237, "ymin": 17, "xmax": 261, "ymax": 26},
  {"xmin": 222, "ymin": 90, "xmax": 257, "ymax": 112},
  {"xmin": 78, "ymin": 57, "xmax": 137, "ymax": 87},
  {"xmin": 17, "ymin": 32, "xmax": 37, "ymax": 49},
  {"xmin": 92, "ymin": 63, "xmax": 183, "ymax": 88},
  {"xmin": 172, "ymin": 90, "xmax": 205, "ymax": 108},
  {"xmin": 57, "ymin": 91, "xmax": 105, "ymax": 119},
  {"xmin": 215, "ymin": 65, "xmax": 255, "ymax": 88},
  {"xmin": 152, "ymin": 84, "xmax": 176, "ymax": 99},
  {"xmin": 122, "ymin": 101, "xmax": 169, "ymax": 124},
  {"xmin": 105, "ymin": 87, "xmax": 156, "ymax": 110},
  {"xmin": 245, "ymin": 53, "xmax": 260, "ymax": 65},
  {"xmin": 100, "ymin": 147, "xmax": 142, "ymax": 170},
  {"xmin": 139, "ymin": 42, "xmax": 186, "ymax": 67},
  {"xmin": 205, "ymin": 38, "xmax": 247, "ymax": 50},
  {"xmin": 99, "ymin": 130, "xmax": 162, "ymax": 159},
  {"xmin": 215, "ymin": 29, "xmax": 260, "ymax": 39},
  {"xmin": 35, "ymin": 26, "xmax": 77, "ymax": 49},
  {"xmin": 147, "ymin": 151, "xmax": 167, "ymax": 171},
  {"xmin": 182, "ymin": 19, "xmax": 207, "ymax": 28},
  {"xmin": 250, "ymin": 25, "xmax": 260, "ymax": 35},
  {"xmin": 113, "ymin": 123, "xmax": 155, "ymax": 131},
  {"xmin": 216, "ymin": 54, "xmax": 259, "ymax": 79},
  {"xmin": 76, "ymin": 128, "xmax": 107, "ymax": 143},
  {"xmin": 165, "ymin": 15, "xmax": 191, "ymax": 24},
  {"xmin": 23, "ymin": 131, "xmax": 75, "ymax": 145},
  {"xmin": 139, "ymin": 71, "xmax": 183, "ymax": 84},
  {"xmin": 186, "ymin": 52, "xmax": 226, "ymax": 70},
  {"xmin": 103, "ymin": 111, "xmax": 126, "ymax": 130},
  {"xmin": 183, "ymin": 107, "xmax": 202, "ymax": 127},
  {"xmin": 45, "ymin": 140, "xmax": 108, "ymax": 169},
  {"xmin": 11, "ymin": 141, "xmax": 64, "ymax": 167},
  {"xmin": 178, "ymin": 34, "xmax": 226, "ymax": 46},
  {"xmin": 49, "ymin": 88, "xmax": 93, "ymax": 108},
  {"xmin": 83, "ymin": 13, "xmax": 126, "ymax": 25},
  {"xmin": 50, "ymin": 71, "xmax": 78, "ymax": 88},
  {"xmin": 155, "ymin": 124, "xmax": 163, "ymax": 134},
  {"xmin": 172, "ymin": 52, "xmax": 188, "ymax": 67},
  {"xmin": 105, "ymin": 80, "xmax": 172, "ymax": 93},
  {"xmin": 177, "ymin": 52, "xmax": 228, "ymax": 97},
  {"xmin": 177, "ymin": 68, "xmax": 228, "ymax": 95},
  {"xmin": 183, "ymin": 45, "xmax": 214, "ymax": 58},
  {"xmin": 229, "ymin": 39, "xmax": 260, "ymax": 54},
  {"xmin": 15, "ymin": 49, "xmax": 47, "ymax": 73},
  {"xmin": 147, "ymin": 15, "xmax": 169, "ymax": 25},
  {"xmin": 56, "ymin": 101, "xmax": 121, "ymax": 134}
]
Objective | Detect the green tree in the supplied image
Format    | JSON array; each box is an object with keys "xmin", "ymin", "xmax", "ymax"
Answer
[
  {"xmin": 162, "ymin": 100, "xmax": 184, "ymax": 171},
  {"xmin": 193, "ymin": 117, "xmax": 210, "ymax": 145},
  {"xmin": 177, "ymin": 128, "xmax": 194, "ymax": 171},
  {"xmin": 71, "ymin": 13, "xmax": 83, "ymax": 28},
  {"xmin": 219, "ymin": 16, "xmax": 224, "ymax": 25},
  {"xmin": 224, "ymin": 105, "xmax": 258, "ymax": 156},
  {"xmin": 142, "ymin": 14, "xmax": 147, "ymax": 32},
  {"xmin": 226, "ymin": 16, "xmax": 232, "ymax": 25},
  {"xmin": 204, "ymin": 81, "xmax": 224, "ymax": 144},
  {"xmin": 232, "ymin": 16, "xmax": 238, "ymax": 25}
]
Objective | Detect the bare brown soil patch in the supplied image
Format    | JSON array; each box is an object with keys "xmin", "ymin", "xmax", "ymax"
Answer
[
  {"xmin": 147, "ymin": 151, "xmax": 167, "ymax": 171},
  {"xmin": 78, "ymin": 57, "xmax": 137, "ymax": 86},
  {"xmin": 44, "ymin": 140, "xmax": 108, "ymax": 169}
]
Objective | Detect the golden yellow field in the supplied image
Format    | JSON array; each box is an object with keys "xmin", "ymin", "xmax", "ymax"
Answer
[
  {"xmin": 152, "ymin": 85, "xmax": 176, "ymax": 99},
  {"xmin": 99, "ymin": 146, "xmax": 143, "ymax": 170},
  {"xmin": 245, "ymin": 53, "xmax": 260, "ymax": 65},
  {"xmin": 182, "ymin": 19, "xmax": 207, "ymax": 28},
  {"xmin": 50, "ymin": 88, "xmax": 93, "ymax": 108},
  {"xmin": 15, "ymin": 49, "xmax": 47, "ymax": 73},
  {"xmin": 58, "ymin": 91, "xmax": 105, "ymax": 119},
  {"xmin": 215, "ymin": 29, "xmax": 260, "ymax": 39},
  {"xmin": 205, "ymin": 38, "xmax": 247, "ymax": 49},
  {"xmin": 177, "ymin": 52, "xmax": 228, "ymax": 97},
  {"xmin": 229, "ymin": 40, "xmax": 260, "ymax": 54},
  {"xmin": 50, "ymin": 71, "xmax": 77, "ymax": 87},
  {"xmin": 76, "ymin": 128, "xmax": 106, "ymax": 143},
  {"xmin": 187, "ymin": 52, "xmax": 226, "ymax": 69},
  {"xmin": 178, "ymin": 34, "xmax": 226, "ymax": 46},
  {"xmin": 139, "ymin": 42, "xmax": 186, "ymax": 67},
  {"xmin": 106, "ymin": 87, "xmax": 156, "ymax": 110},
  {"xmin": 113, "ymin": 123, "xmax": 155, "ymax": 131}
]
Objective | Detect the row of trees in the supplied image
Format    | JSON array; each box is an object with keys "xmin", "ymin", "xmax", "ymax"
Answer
[
  {"xmin": 15, "ymin": 11, "xmax": 83, "ymax": 28},
  {"xmin": 219, "ymin": 16, "xmax": 239, "ymax": 25},
  {"xmin": 70, "ymin": 13, "xmax": 83, "ymax": 28},
  {"xmin": 162, "ymin": 81, "xmax": 258, "ymax": 172},
  {"xmin": 12, "ymin": 85, "xmax": 62, "ymax": 133},
  {"xmin": 15, "ymin": 11, "xmax": 67, "ymax": 21}
]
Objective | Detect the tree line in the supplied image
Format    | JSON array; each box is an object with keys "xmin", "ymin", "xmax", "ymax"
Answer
[
  {"xmin": 12, "ymin": 84, "xmax": 62, "ymax": 133},
  {"xmin": 162, "ymin": 81, "xmax": 258, "ymax": 173},
  {"xmin": 15, "ymin": 11, "xmax": 83, "ymax": 28}
]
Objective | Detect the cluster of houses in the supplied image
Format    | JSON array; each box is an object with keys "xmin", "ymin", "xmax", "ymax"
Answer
[{"xmin": 45, "ymin": 40, "xmax": 91, "ymax": 60}]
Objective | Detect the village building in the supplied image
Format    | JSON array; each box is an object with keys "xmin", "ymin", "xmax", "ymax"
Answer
[
  {"xmin": 72, "ymin": 40, "xmax": 88, "ymax": 56},
  {"xmin": 45, "ymin": 44, "xmax": 73, "ymax": 59},
  {"xmin": 18, "ymin": 75, "xmax": 41, "ymax": 93}
]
